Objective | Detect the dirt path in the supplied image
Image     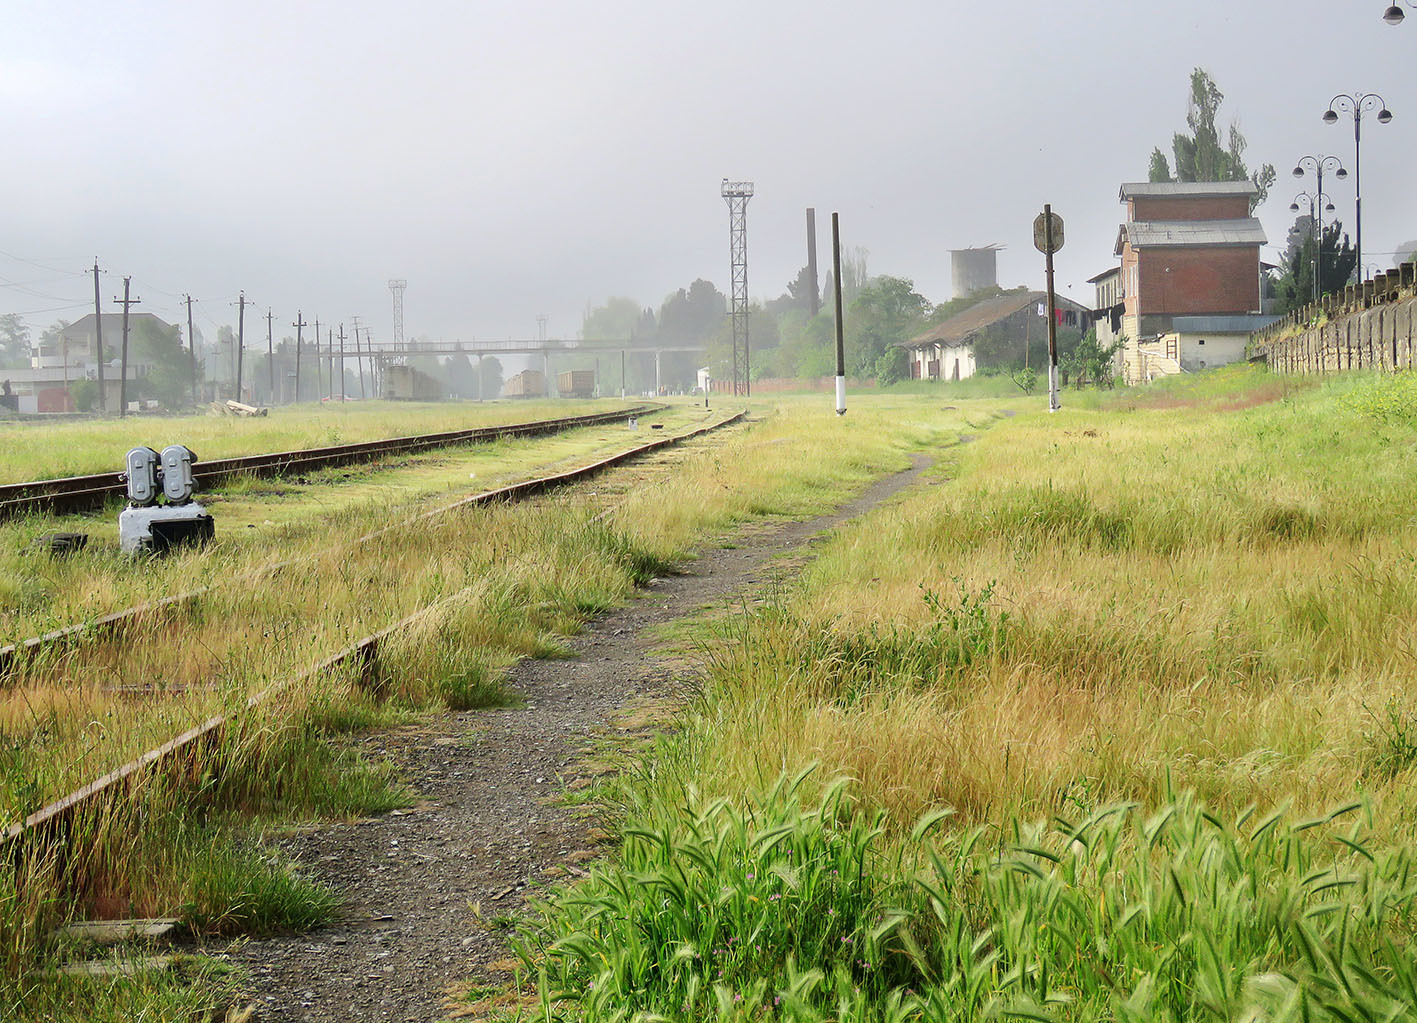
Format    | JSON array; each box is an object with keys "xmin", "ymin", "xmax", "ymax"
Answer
[{"xmin": 227, "ymin": 453, "xmax": 931, "ymax": 1022}]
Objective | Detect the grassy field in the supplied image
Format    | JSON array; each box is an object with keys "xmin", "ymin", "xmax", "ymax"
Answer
[
  {"xmin": 0, "ymin": 397, "xmax": 638, "ymax": 484},
  {"xmin": 0, "ymin": 402, "xmax": 704, "ymax": 637},
  {"xmin": 515, "ymin": 367, "xmax": 1417, "ymax": 1022},
  {"xmin": 0, "ymin": 394, "xmax": 984, "ymax": 1019}
]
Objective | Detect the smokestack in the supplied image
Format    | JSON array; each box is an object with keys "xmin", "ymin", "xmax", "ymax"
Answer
[{"xmin": 806, "ymin": 208, "xmax": 820, "ymax": 317}]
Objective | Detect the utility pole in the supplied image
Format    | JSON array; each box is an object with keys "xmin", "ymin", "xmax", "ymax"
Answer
[
  {"xmin": 265, "ymin": 307, "xmax": 275, "ymax": 403},
  {"xmin": 337, "ymin": 324, "xmax": 347, "ymax": 401},
  {"xmin": 352, "ymin": 317, "xmax": 367, "ymax": 399},
  {"xmin": 327, "ymin": 329, "xmax": 335, "ymax": 401},
  {"xmin": 806, "ymin": 208, "xmax": 820, "ymax": 318},
  {"xmin": 89, "ymin": 260, "xmax": 106, "ymax": 413},
  {"xmin": 293, "ymin": 311, "xmax": 307, "ymax": 404},
  {"xmin": 234, "ymin": 291, "xmax": 247, "ymax": 403},
  {"xmin": 312, "ymin": 317, "xmax": 322, "ymax": 400},
  {"xmin": 832, "ymin": 213, "xmax": 846, "ymax": 416},
  {"xmin": 113, "ymin": 277, "xmax": 140, "ymax": 418},
  {"xmin": 185, "ymin": 295, "xmax": 198, "ymax": 406}
]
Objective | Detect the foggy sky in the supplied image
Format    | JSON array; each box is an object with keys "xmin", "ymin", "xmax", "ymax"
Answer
[{"xmin": 2, "ymin": 1, "xmax": 1414, "ymax": 346}]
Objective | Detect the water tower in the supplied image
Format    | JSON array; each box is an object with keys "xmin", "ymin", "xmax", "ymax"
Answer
[{"xmin": 950, "ymin": 245, "xmax": 1003, "ymax": 298}]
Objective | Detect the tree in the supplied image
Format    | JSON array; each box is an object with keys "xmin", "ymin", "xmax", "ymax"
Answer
[
  {"xmin": 845, "ymin": 276, "xmax": 930, "ymax": 378},
  {"xmin": 130, "ymin": 318, "xmax": 192, "ymax": 408},
  {"xmin": 70, "ymin": 377, "xmax": 98, "ymax": 412},
  {"xmin": 1148, "ymin": 68, "xmax": 1276, "ymax": 208},
  {"xmin": 1063, "ymin": 328, "xmax": 1125, "ymax": 388},
  {"xmin": 874, "ymin": 346, "xmax": 908, "ymax": 387},
  {"xmin": 0, "ymin": 314, "xmax": 30, "ymax": 369},
  {"xmin": 478, "ymin": 355, "xmax": 504, "ymax": 399},
  {"xmin": 581, "ymin": 297, "xmax": 641, "ymax": 342},
  {"xmin": 1272, "ymin": 220, "xmax": 1357, "ymax": 314}
]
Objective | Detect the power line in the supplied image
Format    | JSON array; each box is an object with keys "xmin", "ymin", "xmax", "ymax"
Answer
[{"xmin": 0, "ymin": 250, "xmax": 86, "ymax": 277}]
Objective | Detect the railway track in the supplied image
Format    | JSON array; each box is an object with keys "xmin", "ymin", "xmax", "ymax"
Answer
[
  {"xmin": 0, "ymin": 403, "xmax": 657, "ymax": 520},
  {"xmin": 0, "ymin": 409, "xmax": 746, "ymax": 853}
]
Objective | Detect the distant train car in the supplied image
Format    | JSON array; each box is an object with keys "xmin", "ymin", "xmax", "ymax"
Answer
[
  {"xmin": 503, "ymin": 369, "xmax": 546, "ymax": 399},
  {"xmin": 556, "ymin": 370, "xmax": 596, "ymax": 399},
  {"xmin": 381, "ymin": 365, "xmax": 444, "ymax": 401}
]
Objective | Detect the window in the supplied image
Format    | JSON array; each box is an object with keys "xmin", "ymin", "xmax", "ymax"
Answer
[{"xmin": 1197, "ymin": 338, "xmax": 1206, "ymax": 346}]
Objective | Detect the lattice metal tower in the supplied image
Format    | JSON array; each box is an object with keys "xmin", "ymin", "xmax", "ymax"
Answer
[
  {"xmin": 388, "ymin": 279, "xmax": 407, "ymax": 349},
  {"xmin": 721, "ymin": 179, "xmax": 753, "ymax": 396}
]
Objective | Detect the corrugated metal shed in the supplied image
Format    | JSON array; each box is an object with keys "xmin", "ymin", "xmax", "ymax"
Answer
[
  {"xmin": 1119, "ymin": 181, "xmax": 1259, "ymax": 199},
  {"xmin": 1120, "ymin": 219, "xmax": 1267, "ymax": 249}
]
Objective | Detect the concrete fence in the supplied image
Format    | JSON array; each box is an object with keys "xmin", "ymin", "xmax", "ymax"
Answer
[{"xmin": 1252, "ymin": 262, "xmax": 1417, "ymax": 374}]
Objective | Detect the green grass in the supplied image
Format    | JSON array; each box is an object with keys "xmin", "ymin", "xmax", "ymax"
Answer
[
  {"xmin": 0, "ymin": 397, "xmax": 640, "ymax": 484},
  {"xmin": 519, "ymin": 773, "xmax": 1417, "ymax": 1023},
  {"xmin": 512, "ymin": 367, "xmax": 1417, "ymax": 1021},
  {"xmin": 0, "ymin": 396, "xmax": 981, "ymax": 1017}
]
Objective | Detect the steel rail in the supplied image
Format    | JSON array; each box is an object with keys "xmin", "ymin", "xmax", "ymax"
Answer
[
  {"xmin": 0, "ymin": 410, "xmax": 746, "ymax": 853},
  {"xmin": 0, "ymin": 404, "xmax": 664, "ymax": 677},
  {"xmin": 0, "ymin": 404, "xmax": 658, "ymax": 520}
]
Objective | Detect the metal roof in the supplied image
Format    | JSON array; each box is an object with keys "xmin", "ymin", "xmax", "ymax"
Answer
[
  {"xmin": 1086, "ymin": 266, "xmax": 1121, "ymax": 284},
  {"xmin": 1119, "ymin": 181, "xmax": 1258, "ymax": 199},
  {"xmin": 1121, "ymin": 218, "xmax": 1267, "ymax": 249},
  {"xmin": 900, "ymin": 290, "xmax": 1089, "ymax": 350},
  {"xmin": 1170, "ymin": 314, "xmax": 1280, "ymax": 333}
]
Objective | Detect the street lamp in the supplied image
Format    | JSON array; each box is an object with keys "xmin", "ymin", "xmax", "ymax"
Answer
[
  {"xmin": 1288, "ymin": 191, "xmax": 1337, "ymax": 302},
  {"xmin": 1291, "ymin": 155, "xmax": 1346, "ymax": 300},
  {"xmin": 1324, "ymin": 93, "xmax": 1392, "ymax": 281},
  {"xmin": 1384, "ymin": 3, "xmax": 1413, "ymax": 24}
]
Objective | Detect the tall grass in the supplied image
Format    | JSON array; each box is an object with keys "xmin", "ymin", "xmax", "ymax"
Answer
[
  {"xmin": 521, "ymin": 774, "xmax": 1417, "ymax": 1022},
  {"xmin": 0, "ymin": 396, "xmax": 978, "ymax": 1007},
  {"xmin": 515, "ymin": 369, "xmax": 1417, "ymax": 1019}
]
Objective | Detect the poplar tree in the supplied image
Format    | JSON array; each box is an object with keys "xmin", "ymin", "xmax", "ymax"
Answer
[{"xmin": 1147, "ymin": 68, "xmax": 1276, "ymax": 209}]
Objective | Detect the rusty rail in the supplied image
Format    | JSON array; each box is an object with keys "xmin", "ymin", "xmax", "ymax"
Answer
[
  {"xmin": 0, "ymin": 410, "xmax": 746, "ymax": 851},
  {"xmin": 0, "ymin": 404, "xmax": 657, "ymax": 520}
]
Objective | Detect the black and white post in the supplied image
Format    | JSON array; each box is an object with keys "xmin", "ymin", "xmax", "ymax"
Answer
[{"xmin": 1034, "ymin": 205, "xmax": 1065, "ymax": 413}]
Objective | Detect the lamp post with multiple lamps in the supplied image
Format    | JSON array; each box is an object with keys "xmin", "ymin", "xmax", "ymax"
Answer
[
  {"xmin": 1290, "ymin": 155, "xmax": 1346, "ymax": 300},
  {"xmin": 1324, "ymin": 93, "xmax": 1392, "ymax": 282},
  {"xmin": 1383, "ymin": 3, "xmax": 1414, "ymax": 24},
  {"xmin": 1288, "ymin": 191, "xmax": 1337, "ymax": 303}
]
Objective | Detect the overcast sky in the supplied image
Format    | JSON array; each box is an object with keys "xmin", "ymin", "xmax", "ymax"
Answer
[{"xmin": 2, "ymin": 1, "xmax": 1413, "ymax": 345}]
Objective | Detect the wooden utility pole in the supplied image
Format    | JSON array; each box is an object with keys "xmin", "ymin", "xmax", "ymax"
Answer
[
  {"xmin": 292, "ymin": 311, "xmax": 307, "ymax": 403},
  {"xmin": 337, "ymin": 324, "xmax": 347, "ymax": 401},
  {"xmin": 832, "ymin": 212, "xmax": 846, "ymax": 416},
  {"xmin": 265, "ymin": 307, "xmax": 275, "ymax": 403},
  {"xmin": 185, "ymin": 295, "xmax": 198, "ymax": 406},
  {"xmin": 312, "ymin": 317, "xmax": 322, "ymax": 400},
  {"xmin": 1044, "ymin": 207, "xmax": 1059, "ymax": 412},
  {"xmin": 113, "ymin": 277, "xmax": 140, "ymax": 418},
  {"xmin": 352, "ymin": 318, "xmax": 366, "ymax": 399},
  {"xmin": 234, "ymin": 291, "xmax": 247, "ymax": 402},
  {"xmin": 89, "ymin": 260, "xmax": 106, "ymax": 413}
]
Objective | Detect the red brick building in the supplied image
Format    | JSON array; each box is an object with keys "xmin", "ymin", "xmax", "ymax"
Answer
[{"xmin": 1103, "ymin": 181, "xmax": 1273, "ymax": 383}]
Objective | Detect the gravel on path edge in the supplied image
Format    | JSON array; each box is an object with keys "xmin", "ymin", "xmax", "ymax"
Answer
[{"xmin": 223, "ymin": 452, "xmax": 933, "ymax": 1022}]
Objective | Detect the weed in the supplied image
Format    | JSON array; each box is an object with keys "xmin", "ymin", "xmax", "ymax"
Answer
[{"xmin": 1361, "ymin": 698, "xmax": 1417, "ymax": 780}]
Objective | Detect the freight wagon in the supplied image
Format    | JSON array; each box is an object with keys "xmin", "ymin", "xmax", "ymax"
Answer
[
  {"xmin": 502, "ymin": 369, "xmax": 546, "ymax": 399},
  {"xmin": 381, "ymin": 365, "xmax": 444, "ymax": 401},
  {"xmin": 556, "ymin": 370, "xmax": 596, "ymax": 399}
]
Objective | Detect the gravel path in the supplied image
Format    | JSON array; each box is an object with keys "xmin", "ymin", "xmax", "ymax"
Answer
[{"xmin": 227, "ymin": 453, "xmax": 930, "ymax": 1022}]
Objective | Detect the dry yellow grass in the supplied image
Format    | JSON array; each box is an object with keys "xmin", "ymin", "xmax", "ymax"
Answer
[{"xmin": 661, "ymin": 368, "xmax": 1417, "ymax": 844}]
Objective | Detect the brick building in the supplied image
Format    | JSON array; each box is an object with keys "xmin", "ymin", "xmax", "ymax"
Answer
[{"xmin": 1102, "ymin": 182, "xmax": 1276, "ymax": 383}]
